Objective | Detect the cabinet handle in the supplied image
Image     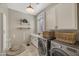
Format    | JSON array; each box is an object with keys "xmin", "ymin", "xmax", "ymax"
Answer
[
  {"xmin": 55, "ymin": 26, "xmax": 58, "ymax": 29},
  {"xmin": 75, "ymin": 22, "xmax": 77, "ymax": 28}
]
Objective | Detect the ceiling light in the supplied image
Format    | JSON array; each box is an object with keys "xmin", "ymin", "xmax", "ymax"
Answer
[{"xmin": 26, "ymin": 4, "xmax": 34, "ymax": 14}]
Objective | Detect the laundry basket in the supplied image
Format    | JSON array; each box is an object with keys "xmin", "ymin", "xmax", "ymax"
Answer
[{"xmin": 55, "ymin": 32, "xmax": 77, "ymax": 44}]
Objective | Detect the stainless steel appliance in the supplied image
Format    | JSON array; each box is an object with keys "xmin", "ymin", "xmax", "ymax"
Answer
[
  {"xmin": 38, "ymin": 38, "xmax": 47, "ymax": 56},
  {"xmin": 50, "ymin": 41, "xmax": 79, "ymax": 56},
  {"xmin": 38, "ymin": 38, "xmax": 51, "ymax": 56}
]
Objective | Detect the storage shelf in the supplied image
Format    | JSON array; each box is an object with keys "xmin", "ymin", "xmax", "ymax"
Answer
[{"xmin": 17, "ymin": 26, "xmax": 31, "ymax": 29}]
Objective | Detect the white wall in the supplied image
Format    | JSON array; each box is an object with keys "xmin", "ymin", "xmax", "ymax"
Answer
[{"xmin": 8, "ymin": 9, "xmax": 35, "ymax": 49}]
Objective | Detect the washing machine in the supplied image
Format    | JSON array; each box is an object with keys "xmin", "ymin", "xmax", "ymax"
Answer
[
  {"xmin": 38, "ymin": 38, "xmax": 51, "ymax": 56},
  {"xmin": 50, "ymin": 41, "xmax": 79, "ymax": 56}
]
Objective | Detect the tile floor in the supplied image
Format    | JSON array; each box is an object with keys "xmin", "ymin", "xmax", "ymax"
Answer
[{"xmin": 18, "ymin": 44, "xmax": 39, "ymax": 56}]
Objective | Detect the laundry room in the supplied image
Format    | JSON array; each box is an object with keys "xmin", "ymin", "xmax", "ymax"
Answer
[{"xmin": 0, "ymin": 3, "xmax": 79, "ymax": 56}]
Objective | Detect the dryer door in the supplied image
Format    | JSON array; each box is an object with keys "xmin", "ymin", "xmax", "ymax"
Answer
[
  {"xmin": 50, "ymin": 48, "xmax": 69, "ymax": 56},
  {"xmin": 38, "ymin": 38, "xmax": 47, "ymax": 56}
]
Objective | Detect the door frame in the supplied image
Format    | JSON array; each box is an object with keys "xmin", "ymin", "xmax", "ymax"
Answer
[{"xmin": 0, "ymin": 11, "xmax": 7, "ymax": 56}]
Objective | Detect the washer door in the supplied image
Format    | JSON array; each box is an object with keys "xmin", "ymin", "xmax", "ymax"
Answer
[
  {"xmin": 50, "ymin": 48, "xmax": 69, "ymax": 56},
  {"xmin": 38, "ymin": 38, "xmax": 47, "ymax": 56}
]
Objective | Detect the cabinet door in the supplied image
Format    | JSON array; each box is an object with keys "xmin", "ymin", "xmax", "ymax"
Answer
[
  {"xmin": 56, "ymin": 4, "xmax": 77, "ymax": 30},
  {"xmin": 34, "ymin": 38, "xmax": 38, "ymax": 48},
  {"xmin": 31, "ymin": 36, "xmax": 38, "ymax": 48},
  {"xmin": 46, "ymin": 6, "xmax": 56, "ymax": 31}
]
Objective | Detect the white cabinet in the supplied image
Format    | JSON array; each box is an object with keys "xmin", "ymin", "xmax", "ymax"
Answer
[
  {"xmin": 55, "ymin": 4, "xmax": 77, "ymax": 30},
  {"xmin": 46, "ymin": 4, "xmax": 77, "ymax": 30},
  {"xmin": 31, "ymin": 35, "xmax": 38, "ymax": 48},
  {"xmin": 46, "ymin": 6, "xmax": 57, "ymax": 31}
]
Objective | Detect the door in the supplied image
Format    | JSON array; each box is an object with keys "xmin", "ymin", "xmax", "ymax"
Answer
[
  {"xmin": 56, "ymin": 4, "xmax": 77, "ymax": 30},
  {"xmin": 0, "ymin": 13, "xmax": 3, "ymax": 55}
]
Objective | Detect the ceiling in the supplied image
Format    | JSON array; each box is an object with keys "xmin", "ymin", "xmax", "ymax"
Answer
[{"xmin": 7, "ymin": 3, "xmax": 52, "ymax": 15}]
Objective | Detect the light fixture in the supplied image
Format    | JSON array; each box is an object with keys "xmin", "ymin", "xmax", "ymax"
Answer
[{"xmin": 26, "ymin": 3, "xmax": 34, "ymax": 14}]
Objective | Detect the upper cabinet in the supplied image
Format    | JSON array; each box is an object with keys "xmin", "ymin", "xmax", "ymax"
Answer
[
  {"xmin": 55, "ymin": 4, "xmax": 77, "ymax": 30},
  {"xmin": 46, "ymin": 5, "xmax": 56, "ymax": 31},
  {"xmin": 46, "ymin": 3, "xmax": 77, "ymax": 30}
]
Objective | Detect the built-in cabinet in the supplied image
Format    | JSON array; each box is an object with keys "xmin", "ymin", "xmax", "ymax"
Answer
[
  {"xmin": 46, "ymin": 3, "xmax": 77, "ymax": 30},
  {"xmin": 56, "ymin": 4, "xmax": 77, "ymax": 30},
  {"xmin": 46, "ymin": 5, "xmax": 56, "ymax": 30},
  {"xmin": 31, "ymin": 36, "xmax": 38, "ymax": 48}
]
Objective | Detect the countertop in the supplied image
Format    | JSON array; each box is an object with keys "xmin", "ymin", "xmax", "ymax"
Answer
[{"xmin": 30, "ymin": 33, "xmax": 47, "ymax": 41}]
